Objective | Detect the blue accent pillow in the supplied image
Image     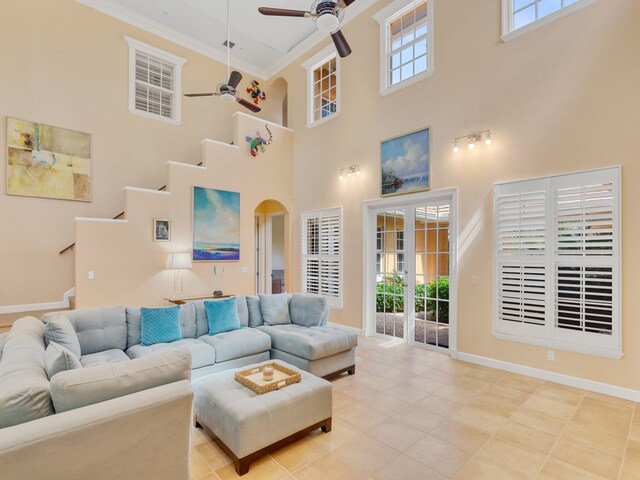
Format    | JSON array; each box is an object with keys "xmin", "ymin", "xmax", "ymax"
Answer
[
  {"xmin": 259, "ymin": 294, "xmax": 292, "ymax": 326},
  {"xmin": 140, "ymin": 306, "xmax": 183, "ymax": 346},
  {"xmin": 205, "ymin": 298, "xmax": 242, "ymax": 335}
]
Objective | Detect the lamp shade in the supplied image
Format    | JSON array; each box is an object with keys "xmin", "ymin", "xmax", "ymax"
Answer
[{"xmin": 166, "ymin": 252, "xmax": 192, "ymax": 269}]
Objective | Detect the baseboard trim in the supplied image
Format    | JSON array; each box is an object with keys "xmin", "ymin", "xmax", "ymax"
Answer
[
  {"xmin": 328, "ymin": 322, "xmax": 364, "ymax": 336},
  {"xmin": 0, "ymin": 287, "xmax": 75, "ymax": 315},
  {"xmin": 455, "ymin": 351, "xmax": 640, "ymax": 402}
]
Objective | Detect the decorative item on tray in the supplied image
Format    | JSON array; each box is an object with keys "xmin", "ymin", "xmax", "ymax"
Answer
[{"xmin": 235, "ymin": 362, "xmax": 301, "ymax": 395}]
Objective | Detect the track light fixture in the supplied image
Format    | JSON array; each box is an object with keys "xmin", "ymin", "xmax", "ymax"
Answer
[
  {"xmin": 338, "ymin": 165, "xmax": 360, "ymax": 181},
  {"xmin": 452, "ymin": 130, "xmax": 492, "ymax": 153}
]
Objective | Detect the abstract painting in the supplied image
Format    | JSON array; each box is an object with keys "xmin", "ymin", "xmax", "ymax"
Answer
[
  {"xmin": 381, "ymin": 127, "xmax": 430, "ymax": 196},
  {"xmin": 193, "ymin": 186, "xmax": 240, "ymax": 261},
  {"xmin": 7, "ymin": 118, "xmax": 91, "ymax": 201}
]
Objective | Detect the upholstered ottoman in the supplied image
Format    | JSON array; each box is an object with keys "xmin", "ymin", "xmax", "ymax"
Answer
[{"xmin": 192, "ymin": 360, "xmax": 332, "ymax": 475}]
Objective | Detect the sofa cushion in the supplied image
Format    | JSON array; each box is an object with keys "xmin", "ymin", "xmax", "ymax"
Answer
[
  {"xmin": 193, "ymin": 297, "xmax": 248, "ymax": 336},
  {"xmin": 205, "ymin": 298, "xmax": 241, "ymax": 335},
  {"xmin": 44, "ymin": 342, "xmax": 82, "ymax": 379},
  {"xmin": 80, "ymin": 349, "xmax": 131, "ymax": 367},
  {"xmin": 0, "ymin": 317, "xmax": 54, "ymax": 428},
  {"xmin": 289, "ymin": 294, "xmax": 328, "ymax": 328},
  {"xmin": 43, "ymin": 316, "xmax": 82, "ymax": 359},
  {"xmin": 0, "ymin": 331, "xmax": 8, "ymax": 362},
  {"xmin": 126, "ymin": 302, "xmax": 196, "ymax": 348},
  {"xmin": 50, "ymin": 349, "xmax": 191, "ymax": 413},
  {"xmin": 257, "ymin": 324, "xmax": 358, "ymax": 361},
  {"xmin": 126, "ymin": 338, "xmax": 215, "ymax": 369},
  {"xmin": 246, "ymin": 296, "xmax": 264, "ymax": 328},
  {"xmin": 140, "ymin": 306, "xmax": 182, "ymax": 346},
  {"xmin": 43, "ymin": 305, "xmax": 127, "ymax": 356},
  {"xmin": 197, "ymin": 328, "xmax": 271, "ymax": 363},
  {"xmin": 259, "ymin": 294, "xmax": 292, "ymax": 326}
]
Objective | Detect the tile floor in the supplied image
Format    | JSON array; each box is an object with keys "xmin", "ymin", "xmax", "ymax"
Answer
[{"xmin": 190, "ymin": 336, "xmax": 640, "ymax": 480}]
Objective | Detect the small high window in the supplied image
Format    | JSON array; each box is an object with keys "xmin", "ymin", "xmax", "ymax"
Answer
[
  {"xmin": 374, "ymin": 0, "xmax": 434, "ymax": 96},
  {"xmin": 302, "ymin": 46, "xmax": 340, "ymax": 128},
  {"xmin": 125, "ymin": 37, "xmax": 186, "ymax": 125}
]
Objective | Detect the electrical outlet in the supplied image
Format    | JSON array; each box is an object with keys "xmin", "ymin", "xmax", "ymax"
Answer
[
  {"xmin": 88, "ymin": 271, "xmax": 95, "ymax": 280},
  {"xmin": 471, "ymin": 275, "xmax": 479, "ymax": 285},
  {"xmin": 547, "ymin": 350, "xmax": 555, "ymax": 361},
  {"xmin": 240, "ymin": 266, "xmax": 248, "ymax": 273}
]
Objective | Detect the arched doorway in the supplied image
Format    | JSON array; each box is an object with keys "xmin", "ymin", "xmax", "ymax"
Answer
[
  {"xmin": 267, "ymin": 77, "xmax": 288, "ymax": 128},
  {"xmin": 254, "ymin": 200, "xmax": 289, "ymax": 294}
]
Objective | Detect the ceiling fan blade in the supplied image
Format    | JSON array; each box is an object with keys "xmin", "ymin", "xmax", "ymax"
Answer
[
  {"xmin": 237, "ymin": 97, "xmax": 261, "ymax": 113},
  {"xmin": 331, "ymin": 30, "xmax": 352, "ymax": 58},
  {"xmin": 227, "ymin": 71, "xmax": 242, "ymax": 89},
  {"xmin": 184, "ymin": 93, "xmax": 216, "ymax": 97},
  {"xmin": 258, "ymin": 7, "xmax": 310, "ymax": 17},
  {"xmin": 338, "ymin": 0, "xmax": 356, "ymax": 7}
]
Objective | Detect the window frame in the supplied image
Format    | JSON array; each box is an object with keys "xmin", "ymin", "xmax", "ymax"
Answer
[
  {"xmin": 125, "ymin": 36, "xmax": 186, "ymax": 125},
  {"xmin": 301, "ymin": 206, "xmax": 343, "ymax": 309},
  {"xmin": 501, "ymin": 0, "xmax": 597, "ymax": 42},
  {"xmin": 493, "ymin": 167, "xmax": 622, "ymax": 359},
  {"xmin": 373, "ymin": 0, "xmax": 434, "ymax": 97},
  {"xmin": 301, "ymin": 45, "xmax": 341, "ymax": 129}
]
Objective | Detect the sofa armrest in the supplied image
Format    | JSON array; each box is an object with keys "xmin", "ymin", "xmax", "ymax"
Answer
[{"xmin": 0, "ymin": 380, "xmax": 193, "ymax": 480}]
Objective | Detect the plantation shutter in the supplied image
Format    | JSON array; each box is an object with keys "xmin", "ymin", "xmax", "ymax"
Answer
[
  {"xmin": 494, "ymin": 179, "xmax": 549, "ymax": 338},
  {"xmin": 134, "ymin": 51, "xmax": 175, "ymax": 119},
  {"xmin": 302, "ymin": 208, "xmax": 342, "ymax": 308}
]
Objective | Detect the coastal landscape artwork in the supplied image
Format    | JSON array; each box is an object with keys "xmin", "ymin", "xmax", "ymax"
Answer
[
  {"xmin": 192, "ymin": 186, "xmax": 240, "ymax": 261},
  {"xmin": 381, "ymin": 127, "xmax": 430, "ymax": 196},
  {"xmin": 7, "ymin": 118, "xmax": 91, "ymax": 201}
]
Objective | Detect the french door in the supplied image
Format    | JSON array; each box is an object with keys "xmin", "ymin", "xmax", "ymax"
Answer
[{"xmin": 366, "ymin": 191, "xmax": 456, "ymax": 352}]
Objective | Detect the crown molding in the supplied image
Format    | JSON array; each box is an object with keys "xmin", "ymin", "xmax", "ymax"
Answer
[{"xmin": 77, "ymin": 0, "xmax": 381, "ymax": 81}]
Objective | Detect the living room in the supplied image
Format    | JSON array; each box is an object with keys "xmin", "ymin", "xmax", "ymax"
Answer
[{"xmin": 1, "ymin": 0, "xmax": 639, "ymax": 479}]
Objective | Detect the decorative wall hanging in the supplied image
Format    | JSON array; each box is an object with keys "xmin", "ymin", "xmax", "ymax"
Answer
[
  {"xmin": 381, "ymin": 127, "xmax": 430, "ymax": 196},
  {"xmin": 192, "ymin": 186, "xmax": 240, "ymax": 261},
  {"xmin": 245, "ymin": 124, "xmax": 273, "ymax": 157},
  {"xmin": 246, "ymin": 80, "xmax": 266, "ymax": 105},
  {"xmin": 7, "ymin": 117, "xmax": 91, "ymax": 201},
  {"xmin": 153, "ymin": 218, "xmax": 171, "ymax": 242}
]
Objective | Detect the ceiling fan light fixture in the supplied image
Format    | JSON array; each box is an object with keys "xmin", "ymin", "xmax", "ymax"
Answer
[
  {"xmin": 220, "ymin": 92, "xmax": 236, "ymax": 103},
  {"xmin": 316, "ymin": 13, "xmax": 340, "ymax": 32}
]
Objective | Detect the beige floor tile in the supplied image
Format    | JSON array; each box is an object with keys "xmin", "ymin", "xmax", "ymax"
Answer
[
  {"xmin": 270, "ymin": 436, "xmax": 330, "ymax": 472},
  {"xmin": 551, "ymin": 437, "xmax": 622, "ymax": 479},
  {"xmin": 497, "ymin": 374, "xmax": 544, "ymax": 394},
  {"xmin": 368, "ymin": 391, "xmax": 412, "ymax": 416},
  {"xmin": 334, "ymin": 403, "xmax": 389, "ymax": 432},
  {"xmin": 630, "ymin": 422, "xmax": 640, "ymax": 441},
  {"xmin": 464, "ymin": 366, "xmax": 508, "ymax": 383},
  {"xmin": 451, "ymin": 405, "xmax": 509, "ymax": 435},
  {"xmin": 292, "ymin": 452, "xmax": 371, "ymax": 480},
  {"xmin": 373, "ymin": 454, "xmax": 448, "ymax": 480},
  {"xmin": 468, "ymin": 384, "xmax": 530, "ymax": 417},
  {"xmin": 562, "ymin": 421, "xmax": 628, "ymax": 458},
  {"xmin": 353, "ymin": 371, "xmax": 401, "ymax": 392},
  {"xmin": 193, "ymin": 474, "xmax": 220, "ymax": 480},
  {"xmin": 192, "ymin": 425, "xmax": 212, "ymax": 447},
  {"xmin": 376, "ymin": 366, "xmax": 418, "ymax": 383},
  {"xmin": 510, "ymin": 407, "xmax": 569, "ymax": 435},
  {"xmin": 534, "ymin": 382, "xmax": 585, "ymax": 407},
  {"xmin": 633, "ymin": 407, "xmax": 640, "ymax": 424},
  {"xmin": 339, "ymin": 383, "xmax": 381, "ymax": 403},
  {"xmin": 474, "ymin": 437, "xmax": 546, "ymax": 479},
  {"xmin": 620, "ymin": 458, "xmax": 640, "ymax": 480},
  {"xmin": 192, "ymin": 450, "xmax": 215, "ymax": 479},
  {"xmin": 400, "ymin": 375, "xmax": 445, "ymax": 393},
  {"xmin": 496, "ymin": 420, "xmax": 558, "ymax": 455},
  {"xmin": 433, "ymin": 384, "xmax": 484, "ymax": 404},
  {"xmin": 452, "ymin": 457, "xmax": 529, "ymax": 480},
  {"xmin": 404, "ymin": 435, "xmax": 471, "ymax": 477},
  {"xmin": 384, "ymin": 383, "xmax": 430, "ymax": 403},
  {"xmin": 573, "ymin": 397, "xmax": 634, "ymax": 438},
  {"xmin": 369, "ymin": 419, "xmax": 426, "ymax": 452},
  {"xmin": 415, "ymin": 393, "xmax": 465, "ymax": 418},
  {"xmin": 522, "ymin": 394, "xmax": 578, "ymax": 420},
  {"xmin": 195, "ymin": 441, "xmax": 233, "ymax": 470},
  {"xmin": 307, "ymin": 418, "xmax": 363, "ymax": 451},
  {"xmin": 585, "ymin": 391, "xmax": 636, "ymax": 409},
  {"xmin": 626, "ymin": 438, "xmax": 640, "ymax": 459},
  {"xmin": 334, "ymin": 436, "xmax": 402, "ymax": 477},
  {"xmin": 391, "ymin": 404, "xmax": 447, "ymax": 433},
  {"xmin": 430, "ymin": 420, "xmax": 491, "ymax": 455},
  {"xmin": 216, "ymin": 455, "xmax": 289, "ymax": 480},
  {"xmin": 538, "ymin": 458, "xmax": 608, "ymax": 480}
]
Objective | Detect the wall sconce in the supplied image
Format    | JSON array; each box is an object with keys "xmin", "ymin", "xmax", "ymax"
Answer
[
  {"xmin": 452, "ymin": 130, "xmax": 492, "ymax": 153},
  {"xmin": 338, "ymin": 165, "xmax": 361, "ymax": 181}
]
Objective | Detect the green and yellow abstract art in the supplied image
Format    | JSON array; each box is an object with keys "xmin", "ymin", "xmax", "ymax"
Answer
[{"xmin": 7, "ymin": 118, "xmax": 91, "ymax": 201}]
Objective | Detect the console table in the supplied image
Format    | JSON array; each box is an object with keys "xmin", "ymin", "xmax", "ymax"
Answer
[{"xmin": 164, "ymin": 294, "xmax": 234, "ymax": 305}]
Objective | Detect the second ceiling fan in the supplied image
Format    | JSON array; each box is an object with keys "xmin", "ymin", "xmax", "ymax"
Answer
[{"xmin": 258, "ymin": 0, "xmax": 356, "ymax": 58}]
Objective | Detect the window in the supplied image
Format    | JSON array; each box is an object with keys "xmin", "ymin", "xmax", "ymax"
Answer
[
  {"xmin": 125, "ymin": 37, "xmax": 186, "ymax": 125},
  {"xmin": 501, "ymin": 0, "xmax": 597, "ymax": 41},
  {"xmin": 494, "ymin": 167, "xmax": 621, "ymax": 358},
  {"xmin": 376, "ymin": 227, "xmax": 384, "ymax": 281},
  {"xmin": 302, "ymin": 46, "xmax": 340, "ymax": 128},
  {"xmin": 302, "ymin": 207, "xmax": 343, "ymax": 308},
  {"xmin": 373, "ymin": 0, "xmax": 434, "ymax": 96},
  {"xmin": 396, "ymin": 231, "xmax": 405, "ymax": 273}
]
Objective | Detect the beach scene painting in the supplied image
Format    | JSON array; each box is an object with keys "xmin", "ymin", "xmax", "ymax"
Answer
[
  {"xmin": 381, "ymin": 127, "xmax": 430, "ymax": 196},
  {"xmin": 7, "ymin": 118, "xmax": 91, "ymax": 201},
  {"xmin": 193, "ymin": 186, "xmax": 240, "ymax": 261}
]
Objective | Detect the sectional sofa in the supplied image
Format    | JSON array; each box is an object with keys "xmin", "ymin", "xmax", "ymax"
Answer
[{"xmin": 0, "ymin": 293, "xmax": 357, "ymax": 480}]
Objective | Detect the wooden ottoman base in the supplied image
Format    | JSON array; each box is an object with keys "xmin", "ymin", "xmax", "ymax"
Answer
[{"xmin": 195, "ymin": 415, "xmax": 332, "ymax": 476}]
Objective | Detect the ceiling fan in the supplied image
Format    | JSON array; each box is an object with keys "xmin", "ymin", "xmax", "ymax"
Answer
[
  {"xmin": 184, "ymin": 0, "xmax": 260, "ymax": 113},
  {"xmin": 258, "ymin": 0, "xmax": 356, "ymax": 58}
]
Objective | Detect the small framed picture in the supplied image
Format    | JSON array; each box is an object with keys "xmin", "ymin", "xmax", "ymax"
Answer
[
  {"xmin": 153, "ymin": 218, "xmax": 171, "ymax": 242},
  {"xmin": 381, "ymin": 127, "xmax": 430, "ymax": 196}
]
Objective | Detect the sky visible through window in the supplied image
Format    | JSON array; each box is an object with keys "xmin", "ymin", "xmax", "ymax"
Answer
[{"xmin": 513, "ymin": 0, "xmax": 579, "ymax": 30}]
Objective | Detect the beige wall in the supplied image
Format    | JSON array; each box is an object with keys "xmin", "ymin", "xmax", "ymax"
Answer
[
  {"xmin": 278, "ymin": 0, "xmax": 640, "ymax": 390},
  {"xmin": 0, "ymin": 0, "xmax": 279, "ymax": 307},
  {"xmin": 75, "ymin": 113, "xmax": 293, "ymax": 307}
]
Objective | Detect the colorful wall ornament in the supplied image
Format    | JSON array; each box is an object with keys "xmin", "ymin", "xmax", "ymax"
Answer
[{"xmin": 245, "ymin": 124, "xmax": 273, "ymax": 157}]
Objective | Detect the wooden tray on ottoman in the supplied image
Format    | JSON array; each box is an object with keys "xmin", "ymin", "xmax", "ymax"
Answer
[{"xmin": 235, "ymin": 362, "xmax": 301, "ymax": 395}]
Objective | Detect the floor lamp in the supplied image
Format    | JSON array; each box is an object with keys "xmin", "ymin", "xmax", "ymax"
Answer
[{"xmin": 166, "ymin": 252, "xmax": 192, "ymax": 297}]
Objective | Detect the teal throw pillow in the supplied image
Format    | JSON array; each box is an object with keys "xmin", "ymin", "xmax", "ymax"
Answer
[
  {"xmin": 140, "ymin": 306, "xmax": 183, "ymax": 346},
  {"xmin": 205, "ymin": 298, "xmax": 242, "ymax": 335}
]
